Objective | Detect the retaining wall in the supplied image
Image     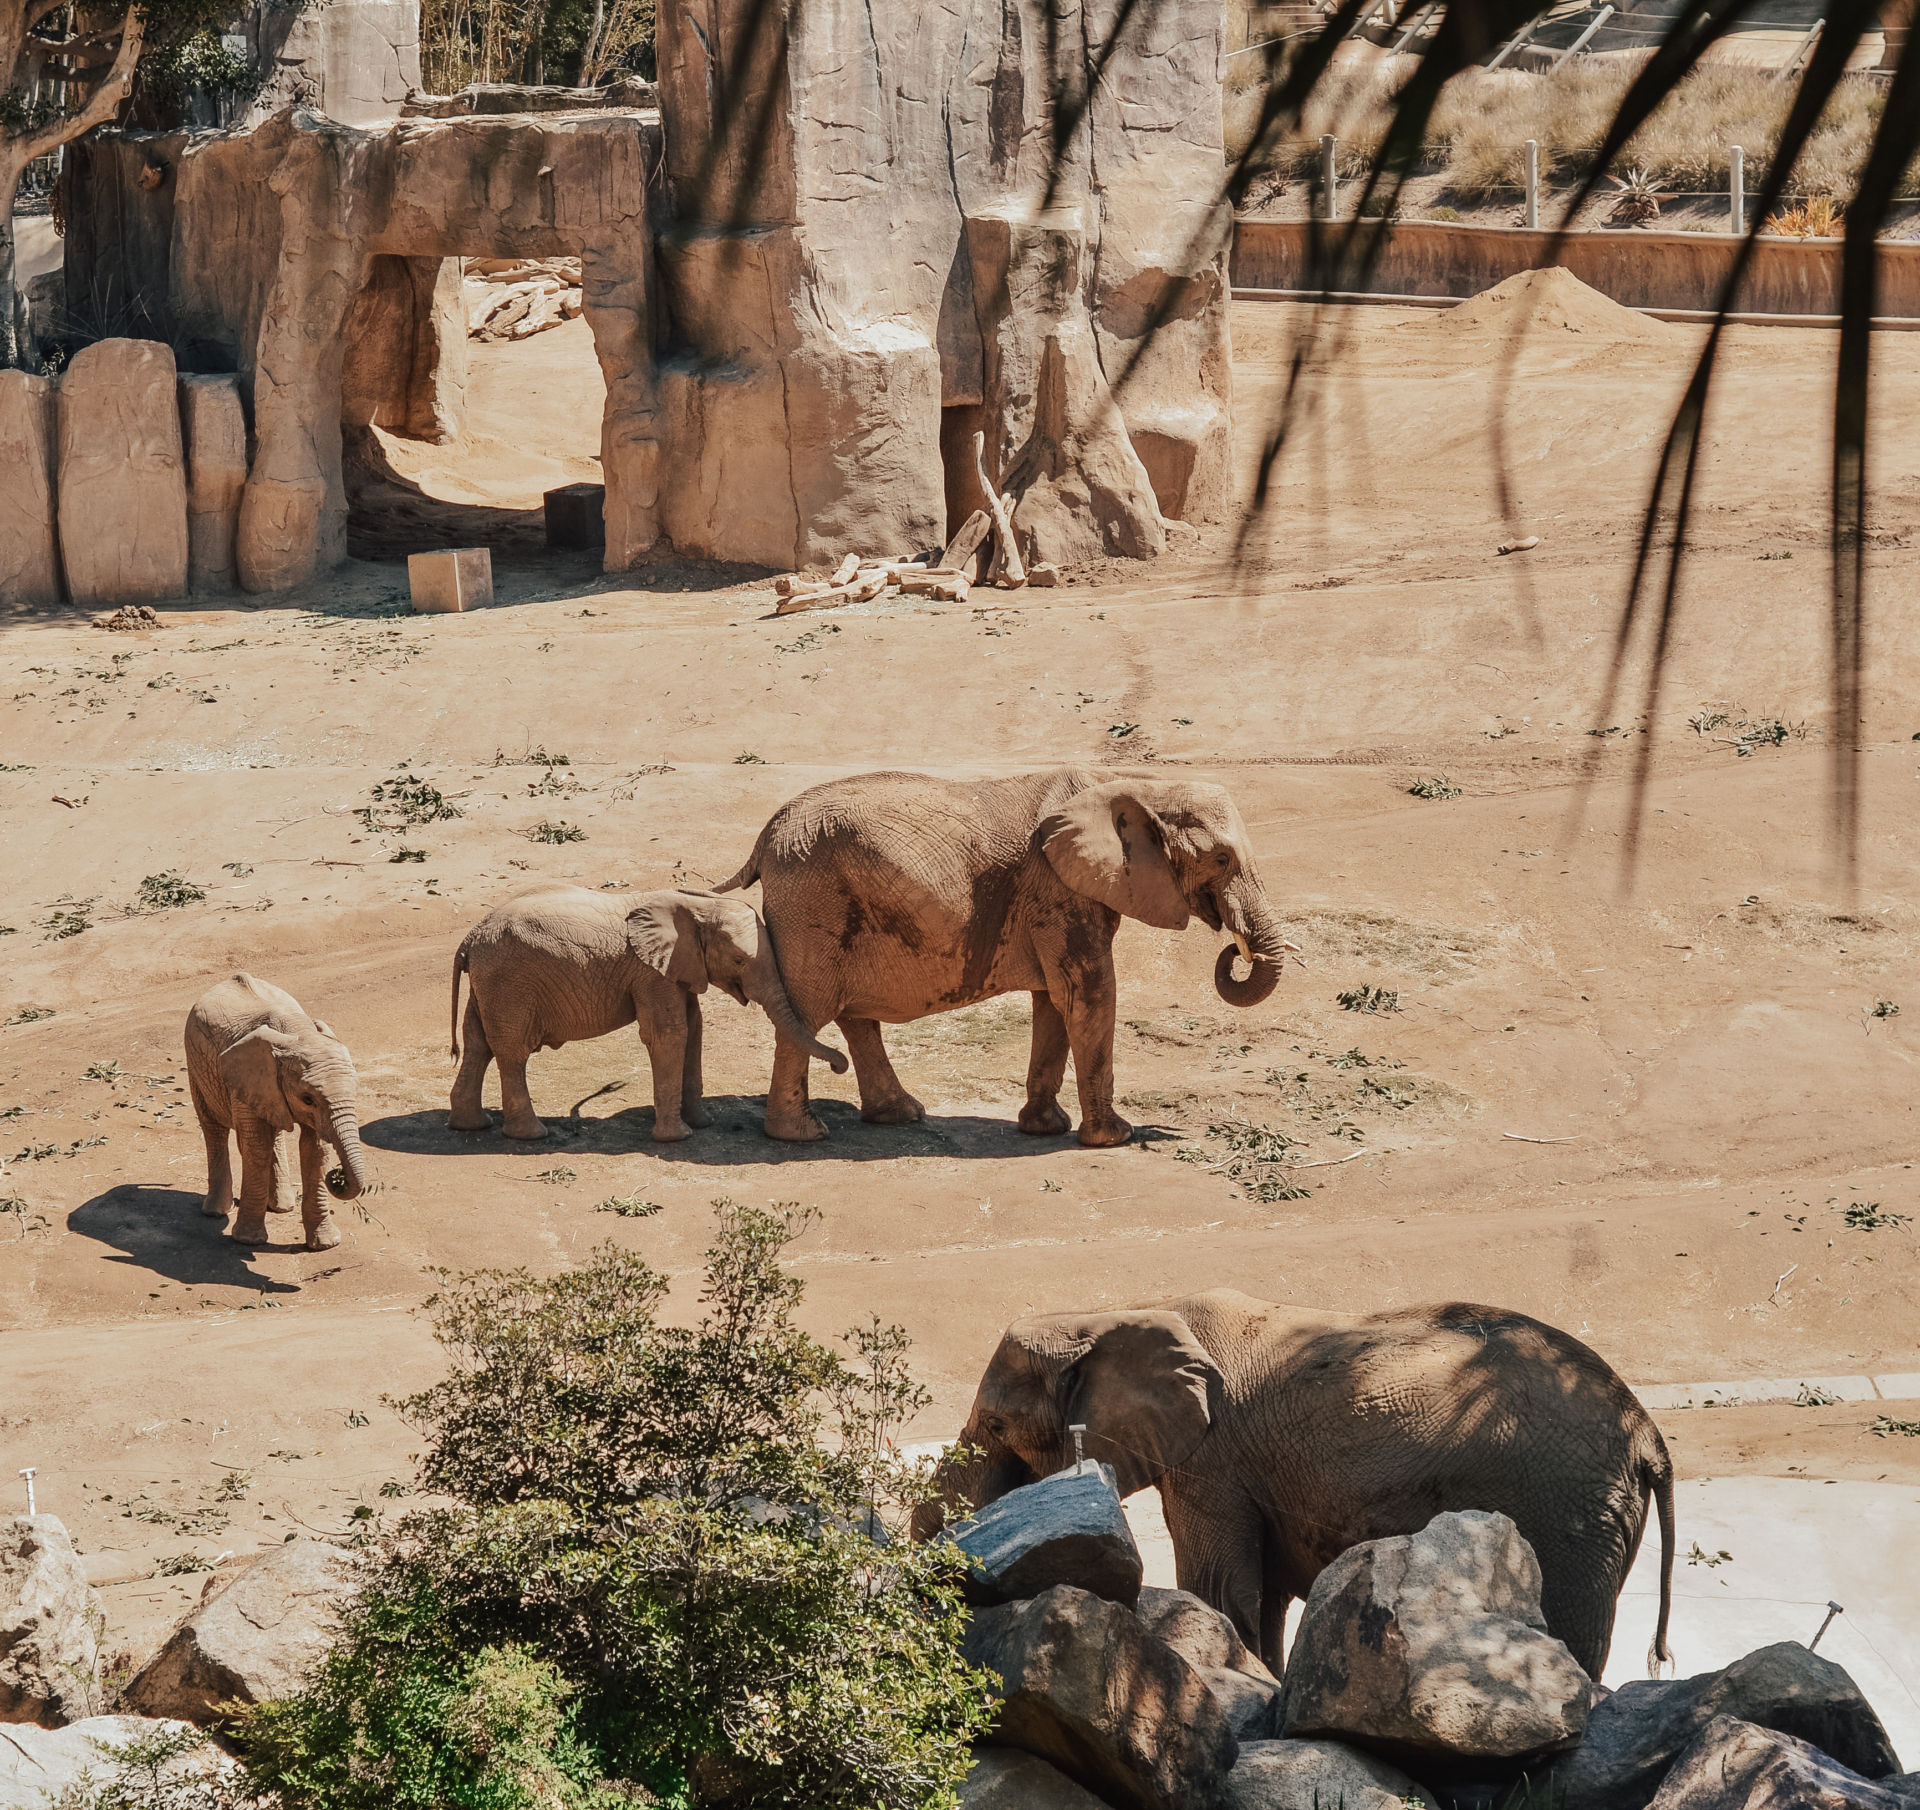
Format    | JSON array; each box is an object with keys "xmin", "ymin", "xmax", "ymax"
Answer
[{"xmin": 1230, "ymin": 217, "xmax": 1920, "ymax": 319}]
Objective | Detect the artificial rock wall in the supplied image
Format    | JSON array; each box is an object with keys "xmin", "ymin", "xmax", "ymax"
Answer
[{"xmin": 43, "ymin": 0, "xmax": 1232, "ymax": 597}]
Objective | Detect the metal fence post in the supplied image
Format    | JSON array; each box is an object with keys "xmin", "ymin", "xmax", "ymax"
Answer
[
  {"xmin": 1730, "ymin": 144, "xmax": 1744, "ymax": 234},
  {"xmin": 1524, "ymin": 139, "xmax": 1540, "ymax": 230},
  {"xmin": 1321, "ymin": 135, "xmax": 1339, "ymax": 222}
]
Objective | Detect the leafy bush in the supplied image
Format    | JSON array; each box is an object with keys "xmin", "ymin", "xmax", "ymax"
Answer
[{"xmin": 238, "ymin": 1204, "xmax": 993, "ymax": 1810}]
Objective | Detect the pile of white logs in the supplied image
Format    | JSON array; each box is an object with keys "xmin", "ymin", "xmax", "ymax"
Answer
[
  {"xmin": 774, "ymin": 432, "xmax": 1058, "ymax": 617},
  {"xmin": 466, "ymin": 258, "xmax": 584, "ymax": 340}
]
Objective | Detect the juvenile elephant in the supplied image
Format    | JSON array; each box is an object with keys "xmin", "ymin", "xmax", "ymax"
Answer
[
  {"xmin": 185, "ymin": 973, "xmax": 371, "ymax": 1251},
  {"xmin": 719, "ymin": 768, "xmax": 1287, "ymax": 1144},
  {"xmin": 923, "ymin": 1292, "xmax": 1675, "ymax": 1681},
  {"xmin": 448, "ymin": 885, "xmax": 848, "ymax": 1141}
]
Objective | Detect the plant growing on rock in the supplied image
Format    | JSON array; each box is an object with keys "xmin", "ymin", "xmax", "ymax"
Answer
[{"xmin": 237, "ymin": 1203, "xmax": 993, "ymax": 1810}]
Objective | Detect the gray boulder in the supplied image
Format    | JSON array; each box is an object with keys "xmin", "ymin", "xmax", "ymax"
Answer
[
  {"xmin": 0, "ymin": 1716, "xmax": 229, "ymax": 1810},
  {"xmin": 1206, "ymin": 1667, "xmax": 1285, "ymax": 1743},
  {"xmin": 1136, "ymin": 1585, "xmax": 1276, "ymax": 1681},
  {"xmin": 1227, "ymin": 1739, "xmax": 1441, "ymax": 1810},
  {"xmin": 1281, "ymin": 1510, "xmax": 1591, "ymax": 1763},
  {"xmin": 960, "ymin": 1746, "xmax": 1114, "ymax": 1809},
  {"xmin": 122, "ymin": 1539, "xmax": 360, "ymax": 1722},
  {"xmin": 1548, "ymin": 1644, "xmax": 1901, "ymax": 1810},
  {"xmin": 965, "ymin": 1583, "xmax": 1239, "ymax": 1810},
  {"xmin": 1647, "ymin": 1716, "xmax": 1909, "ymax": 1810},
  {"xmin": 0, "ymin": 1517, "xmax": 104, "ymax": 1727},
  {"xmin": 954, "ymin": 1464, "xmax": 1143, "ymax": 1608},
  {"xmin": 1882, "ymin": 1777, "xmax": 1920, "ymax": 1809}
]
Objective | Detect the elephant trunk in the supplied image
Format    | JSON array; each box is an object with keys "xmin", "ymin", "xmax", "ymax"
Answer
[
  {"xmin": 908, "ymin": 1422, "xmax": 1038, "ymax": 1542},
  {"xmin": 1213, "ymin": 881, "xmax": 1287, "ymax": 1009},
  {"xmin": 325, "ymin": 1106, "xmax": 370, "ymax": 1199},
  {"xmin": 747, "ymin": 945, "xmax": 850, "ymax": 1074}
]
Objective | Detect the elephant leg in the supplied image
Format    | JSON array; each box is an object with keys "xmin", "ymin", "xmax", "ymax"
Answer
[
  {"xmin": 230, "ymin": 1117, "xmax": 278, "ymax": 1246},
  {"xmin": 299, "ymin": 1126, "xmax": 341, "ymax": 1251},
  {"xmin": 270, "ymin": 1128, "xmax": 300, "ymax": 1213},
  {"xmin": 641, "ymin": 1004, "xmax": 691, "ymax": 1142},
  {"xmin": 192, "ymin": 1084, "xmax": 233, "ymax": 1219},
  {"xmin": 1259, "ymin": 1527, "xmax": 1296, "ymax": 1674},
  {"xmin": 680, "ymin": 994, "xmax": 712, "ymax": 1129},
  {"xmin": 1018, "ymin": 991, "xmax": 1072, "ymax": 1136},
  {"xmin": 1163, "ymin": 1484, "xmax": 1266, "ymax": 1661},
  {"xmin": 1059, "ymin": 968, "xmax": 1130, "ymax": 1148},
  {"xmin": 449, "ymin": 995, "xmax": 495, "ymax": 1131},
  {"xmin": 497, "ymin": 1054, "xmax": 545, "ymax": 1141},
  {"xmin": 764, "ymin": 1033, "xmax": 827, "ymax": 1141},
  {"xmin": 839, "ymin": 1017, "xmax": 924, "ymax": 1125}
]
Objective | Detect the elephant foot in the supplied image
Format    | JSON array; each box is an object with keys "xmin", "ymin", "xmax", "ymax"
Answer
[
  {"xmin": 764, "ymin": 1106, "xmax": 828, "ymax": 1143},
  {"xmin": 268, "ymin": 1198, "xmax": 297, "ymax": 1215},
  {"xmin": 1077, "ymin": 1112, "xmax": 1134, "ymax": 1149},
  {"xmin": 1018, "ymin": 1099, "xmax": 1072, "ymax": 1137},
  {"xmin": 448, "ymin": 1105, "xmax": 492, "ymax": 1132},
  {"xmin": 200, "ymin": 1196, "xmax": 230, "ymax": 1219},
  {"xmin": 860, "ymin": 1091, "xmax": 925, "ymax": 1126},
  {"xmin": 682, "ymin": 1102, "xmax": 713, "ymax": 1129},
  {"xmin": 652, "ymin": 1119, "xmax": 692, "ymax": 1143},
  {"xmin": 502, "ymin": 1115, "xmax": 548, "ymax": 1141},
  {"xmin": 230, "ymin": 1216, "xmax": 273, "ymax": 1248},
  {"xmin": 305, "ymin": 1217, "xmax": 342, "ymax": 1252}
]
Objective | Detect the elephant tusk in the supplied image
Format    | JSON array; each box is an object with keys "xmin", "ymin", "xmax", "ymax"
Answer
[{"xmin": 1233, "ymin": 931, "xmax": 1252, "ymax": 964}]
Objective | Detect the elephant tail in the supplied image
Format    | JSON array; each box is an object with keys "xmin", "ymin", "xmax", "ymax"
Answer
[
  {"xmin": 450, "ymin": 939, "xmax": 471, "ymax": 1060},
  {"xmin": 714, "ymin": 833, "xmax": 764, "ymax": 894},
  {"xmin": 1640, "ymin": 1419, "xmax": 1677, "ymax": 1677}
]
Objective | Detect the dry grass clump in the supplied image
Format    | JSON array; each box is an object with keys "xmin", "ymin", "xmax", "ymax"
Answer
[
  {"xmin": 1237, "ymin": 58, "xmax": 1916, "ymax": 205},
  {"xmin": 1725, "ymin": 899, "xmax": 1917, "ymax": 966},
  {"xmin": 1289, "ymin": 908, "xmax": 1489, "ymax": 981}
]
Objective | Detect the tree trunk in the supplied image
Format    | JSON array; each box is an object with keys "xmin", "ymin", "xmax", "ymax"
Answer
[{"xmin": 0, "ymin": 156, "xmax": 27, "ymax": 371}]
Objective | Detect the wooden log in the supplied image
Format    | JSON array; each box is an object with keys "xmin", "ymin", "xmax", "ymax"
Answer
[
  {"xmin": 970, "ymin": 431, "xmax": 1026, "ymax": 590},
  {"xmin": 941, "ymin": 509, "xmax": 993, "ymax": 577}
]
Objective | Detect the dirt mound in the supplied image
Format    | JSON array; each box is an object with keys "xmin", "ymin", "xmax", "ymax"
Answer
[{"xmin": 1415, "ymin": 266, "xmax": 1668, "ymax": 341}]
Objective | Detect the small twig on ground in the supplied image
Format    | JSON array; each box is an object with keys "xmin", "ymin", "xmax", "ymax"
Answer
[
  {"xmin": 1290, "ymin": 1149, "xmax": 1374, "ymax": 1170},
  {"xmin": 1503, "ymin": 1132, "xmax": 1579, "ymax": 1144},
  {"xmin": 1769, "ymin": 1264, "xmax": 1798, "ymax": 1304}
]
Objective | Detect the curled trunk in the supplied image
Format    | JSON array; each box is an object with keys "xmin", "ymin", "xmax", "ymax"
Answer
[
  {"xmin": 1213, "ymin": 883, "xmax": 1287, "ymax": 1008},
  {"xmin": 326, "ymin": 1107, "xmax": 371, "ymax": 1198}
]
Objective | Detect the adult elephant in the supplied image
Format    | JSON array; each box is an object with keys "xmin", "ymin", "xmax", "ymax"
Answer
[
  {"xmin": 718, "ymin": 768, "xmax": 1286, "ymax": 1144},
  {"xmin": 184, "ymin": 973, "xmax": 371, "ymax": 1251},
  {"xmin": 921, "ymin": 1292, "xmax": 1675, "ymax": 1681}
]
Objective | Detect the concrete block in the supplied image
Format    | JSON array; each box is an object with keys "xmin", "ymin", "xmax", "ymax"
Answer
[
  {"xmin": 544, "ymin": 482, "xmax": 605, "ymax": 550},
  {"xmin": 58, "ymin": 338, "xmax": 190, "ymax": 607},
  {"xmin": 0, "ymin": 371, "xmax": 61, "ymax": 608},
  {"xmin": 408, "ymin": 546, "xmax": 492, "ymax": 612},
  {"xmin": 178, "ymin": 375, "xmax": 249, "ymax": 592}
]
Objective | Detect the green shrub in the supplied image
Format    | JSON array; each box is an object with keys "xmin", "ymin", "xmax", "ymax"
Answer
[{"xmin": 237, "ymin": 1204, "xmax": 993, "ymax": 1810}]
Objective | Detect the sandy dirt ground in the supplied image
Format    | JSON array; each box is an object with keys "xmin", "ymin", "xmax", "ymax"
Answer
[{"xmin": 5, "ymin": 283, "xmax": 1920, "ymax": 1671}]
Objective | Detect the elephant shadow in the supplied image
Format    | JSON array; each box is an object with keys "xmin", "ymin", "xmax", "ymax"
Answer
[
  {"xmin": 67, "ymin": 1185, "xmax": 303, "ymax": 1293},
  {"xmin": 361, "ymin": 1096, "xmax": 1089, "ymax": 1164}
]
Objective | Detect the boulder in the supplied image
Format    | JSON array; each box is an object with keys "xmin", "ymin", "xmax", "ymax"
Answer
[
  {"xmin": 1227, "ymin": 1739, "xmax": 1441, "ymax": 1810},
  {"xmin": 1547, "ymin": 1644, "xmax": 1901, "ymax": 1810},
  {"xmin": 1136, "ymin": 1586, "xmax": 1275, "ymax": 1681},
  {"xmin": 0, "ymin": 371, "xmax": 61, "ymax": 608},
  {"xmin": 0, "ymin": 1517, "xmax": 104, "ymax": 1727},
  {"xmin": 1647, "ymin": 1716, "xmax": 1910, "ymax": 1810},
  {"xmin": 1883, "ymin": 1778, "xmax": 1920, "ymax": 1810},
  {"xmin": 1205, "ymin": 1666, "xmax": 1284, "ymax": 1743},
  {"xmin": 960, "ymin": 1746, "xmax": 1114, "ymax": 1809},
  {"xmin": 57, "ymin": 339, "xmax": 190, "ymax": 607},
  {"xmin": 177, "ymin": 375, "xmax": 249, "ymax": 592},
  {"xmin": 121, "ymin": 1539, "xmax": 360, "ymax": 1722},
  {"xmin": 954, "ymin": 1464, "xmax": 1143, "ymax": 1608},
  {"xmin": 965, "ymin": 1583, "xmax": 1239, "ymax": 1810},
  {"xmin": 0, "ymin": 1715, "xmax": 225, "ymax": 1810},
  {"xmin": 1281, "ymin": 1510, "xmax": 1592, "ymax": 1764}
]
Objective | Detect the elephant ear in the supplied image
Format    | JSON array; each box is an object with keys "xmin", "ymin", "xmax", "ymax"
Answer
[
  {"xmin": 1039, "ymin": 785, "xmax": 1191, "ymax": 931},
  {"xmin": 627, "ymin": 897, "xmax": 708, "ymax": 993},
  {"xmin": 1059, "ymin": 1312, "xmax": 1221, "ymax": 1497},
  {"xmin": 218, "ymin": 1025, "xmax": 298, "ymax": 1130}
]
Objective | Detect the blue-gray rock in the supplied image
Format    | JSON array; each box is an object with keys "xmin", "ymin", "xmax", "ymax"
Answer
[
  {"xmin": 1648, "ymin": 1716, "xmax": 1909, "ymax": 1810},
  {"xmin": 954, "ymin": 1464, "xmax": 1143, "ymax": 1607}
]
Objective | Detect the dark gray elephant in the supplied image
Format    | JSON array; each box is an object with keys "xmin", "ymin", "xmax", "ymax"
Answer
[
  {"xmin": 922, "ymin": 1291, "xmax": 1676, "ymax": 1681},
  {"xmin": 184, "ymin": 972, "xmax": 371, "ymax": 1251},
  {"xmin": 719, "ymin": 768, "xmax": 1289, "ymax": 1145}
]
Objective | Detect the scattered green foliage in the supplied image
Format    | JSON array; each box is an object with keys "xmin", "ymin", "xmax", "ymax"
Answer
[
  {"xmin": 533, "ymin": 1165, "xmax": 578, "ymax": 1184},
  {"xmin": 42, "ymin": 908, "xmax": 92, "ymax": 940},
  {"xmin": 214, "ymin": 1470, "xmax": 251, "ymax": 1501},
  {"xmin": 139, "ymin": 872, "xmax": 207, "ymax": 910},
  {"xmin": 1685, "ymin": 1542, "xmax": 1733, "ymax": 1568},
  {"xmin": 358, "ymin": 770, "xmax": 464, "ymax": 831},
  {"xmin": 152, "ymin": 1552, "xmax": 212, "ymax": 1577},
  {"xmin": 223, "ymin": 862, "xmax": 254, "ymax": 877},
  {"xmin": 1870, "ymin": 1415, "xmax": 1920, "ymax": 1438},
  {"xmin": 1175, "ymin": 1116, "xmax": 1313, "ymax": 1201},
  {"xmin": 1689, "ymin": 708, "xmax": 1730, "ymax": 733},
  {"xmin": 1793, "ymin": 1384, "xmax": 1839, "ymax": 1407},
  {"xmin": 379, "ymin": 1481, "xmax": 413, "ymax": 1499},
  {"xmin": 1407, "ymin": 775, "xmax": 1462, "ymax": 800},
  {"xmin": 733, "ymin": 752, "xmax": 767, "ymax": 765},
  {"xmin": 1870, "ymin": 999, "xmax": 1900, "ymax": 1019},
  {"xmin": 43, "ymin": 1719, "xmax": 247, "ymax": 1810},
  {"xmin": 4, "ymin": 1008, "xmax": 53, "ymax": 1026},
  {"xmin": 496, "ymin": 746, "xmax": 572, "ymax": 768},
  {"xmin": 390, "ymin": 849, "xmax": 428, "ymax": 864},
  {"xmin": 1337, "ymin": 985, "xmax": 1401, "ymax": 1014},
  {"xmin": 234, "ymin": 1209, "xmax": 994, "ymax": 1810},
  {"xmin": 593, "ymin": 1192, "xmax": 660, "ymax": 1218},
  {"xmin": 528, "ymin": 821, "xmax": 587, "ymax": 844},
  {"xmin": 1107, "ymin": 722, "xmax": 1139, "ymax": 739},
  {"xmin": 85, "ymin": 1061, "xmax": 124, "ymax": 1083},
  {"xmin": 1843, "ymin": 1201, "xmax": 1911, "ymax": 1231},
  {"xmin": 1, "ymin": 1194, "xmax": 50, "ymax": 1237},
  {"xmin": 346, "ymin": 1409, "xmax": 372, "ymax": 1428}
]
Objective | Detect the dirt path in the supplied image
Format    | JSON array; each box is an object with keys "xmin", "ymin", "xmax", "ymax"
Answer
[{"xmin": 4, "ymin": 298, "xmax": 1918, "ymax": 1658}]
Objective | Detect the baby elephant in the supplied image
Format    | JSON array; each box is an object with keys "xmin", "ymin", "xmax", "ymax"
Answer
[
  {"xmin": 448, "ymin": 885, "xmax": 848, "ymax": 1141},
  {"xmin": 185, "ymin": 973, "xmax": 372, "ymax": 1251}
]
